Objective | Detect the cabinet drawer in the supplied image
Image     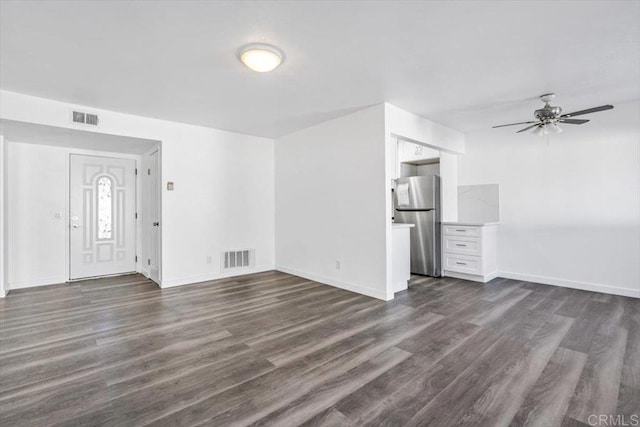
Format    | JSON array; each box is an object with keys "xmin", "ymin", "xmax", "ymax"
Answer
[
  {"xmin": 443, "ymin": 254, "xmax": 482, "ymax": 274},
  {"xmin": 443, "ymin": 225, "xmax": 480, "ymax": 237},
  {"xmin": 443, "ymin": 236, "xmax": 481, "ymax": 256}
]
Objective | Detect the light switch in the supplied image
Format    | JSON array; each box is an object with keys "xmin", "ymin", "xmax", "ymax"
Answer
[
  {"xmin": 52, "ymin": 211, "xmax": 63, "ymax": 220},
  {"xmin": 167, "ymin": 181, "xmax": 174, "ymax": 191}
]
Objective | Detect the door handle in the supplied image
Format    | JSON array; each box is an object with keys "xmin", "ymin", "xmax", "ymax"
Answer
[
  {"xmin": 153, "ymin": 222, "xmax": 160, "ymax": 227},
  {"xmin": 71, "ymin": 224, "xmax": 81, "ymax": 229}
]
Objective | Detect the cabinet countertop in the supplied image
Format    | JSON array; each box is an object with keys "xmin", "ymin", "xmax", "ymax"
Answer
[{"xmin": 392, "ymin": 223, "xmax": 415, "ymax": 229}]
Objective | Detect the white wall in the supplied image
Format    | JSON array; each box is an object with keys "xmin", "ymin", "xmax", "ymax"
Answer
[
  {"xmin": 1, "ymin": 91, "xmax": 275, "ymax": 289},
  {"xmin": 417, "ymin": 163, "xmax": 440, "ymax": 176},
  {"xmin": 458, "ymin": 100, "xmax": 640, "ymax": 298},
  {"xmin": 439, "ymin": 151, "xmax": 459, "ymax": 222},
  {"xmin": 0, "ymin": 135, "xmax": 5, "ymax": 297},
  {"xmin": 6, "ymin": 143, "xmax": 68, "ymax": 287},
  {"xmin": 386, "ymin": 104, "xmax": 466, "ymax": 154},
  {"xmin": 275, "ymin": 105, "xmax": 390, "ymax": 300}
]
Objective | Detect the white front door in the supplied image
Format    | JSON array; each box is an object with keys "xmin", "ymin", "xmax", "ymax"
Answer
[{"xmin": 70, "ymin": 154, "xmax": 136, "ymax": 280}]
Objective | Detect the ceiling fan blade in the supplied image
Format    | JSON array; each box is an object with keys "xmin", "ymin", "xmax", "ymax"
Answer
[
  {"xmin": 517, "ymin": 123, "xmax": 541, "ymax": 133},
  {"xmin": 492, "ymin": 121, "xmax": 537, "ymax": 128},
  {"xmin": 561, "ymin": 105, "xmax": 614, "ymax": 118},
  {"xmin": 559, "ymin": 118, "xmax": 590, "ymax": 125}
]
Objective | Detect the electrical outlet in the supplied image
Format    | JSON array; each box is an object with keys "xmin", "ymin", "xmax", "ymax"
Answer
[
  {"xmin": 335, "ymin": 260, "xmax": 341, "ymax": 270},
  {"xmin": 206, "ymin": 255, "xmax": 212, "ymax": 264}
]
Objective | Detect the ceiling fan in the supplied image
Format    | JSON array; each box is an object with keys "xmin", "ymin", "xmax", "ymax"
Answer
[{"xmin": 492, "ymin": 93, "xmax": 614, "ymax": 135}]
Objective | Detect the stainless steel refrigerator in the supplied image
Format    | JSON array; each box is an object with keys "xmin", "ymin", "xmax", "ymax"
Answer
[{"xmin": 393, "ymin": 175, "xmax": 441, "ymax": 276}]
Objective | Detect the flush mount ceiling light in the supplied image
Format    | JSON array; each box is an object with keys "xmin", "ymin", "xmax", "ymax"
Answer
[{"xmin": 239, "ymin": 44, "xmax": 283, "ymax": 72}]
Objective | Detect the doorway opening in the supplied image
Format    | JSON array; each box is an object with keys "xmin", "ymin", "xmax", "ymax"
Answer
[{"xmin": 1, "ymin": 119, "xmax": 162, "ymax": 290}]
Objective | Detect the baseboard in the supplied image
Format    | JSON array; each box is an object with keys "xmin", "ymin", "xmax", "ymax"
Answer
[
  {"xmin": 443, "ymin": 270, "xmax": 498, "ymax": 283},
  {"xmin": 275, "ymin": 265, "xmax": 392, "ymax": 301},
  {"xmin": 497, "ymin": 271, "xmax": 640, "ymax": 299},
  {"xmin": 0, "ymin": 288, "xmax": 5, "ymax": 298},
  {"xmin": 8, "ymin": 276, "xmax": 68, "ymax": 290},
  {"xmin": 160, "ymin": 265, "xmax": 275, "ymax": 288}
]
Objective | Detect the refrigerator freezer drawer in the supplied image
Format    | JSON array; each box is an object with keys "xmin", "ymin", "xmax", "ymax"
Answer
[
  {"xmin": 394, "ymin": 209, "xmax": 441, "ymax": 277},
  {"xmin": 443, "ymin": 225, "xmax": 480, "ymax": 237},
  {"xmin": 443, "ymin": 236, "xmax": 481, "ymax": 256},
  {"xmin": 443, "ymin": 254, "xmax": 482, "ymax": 275}
]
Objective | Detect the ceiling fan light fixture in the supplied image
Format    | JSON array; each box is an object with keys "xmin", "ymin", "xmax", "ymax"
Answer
[
  {"xmin": 239, "ymin": 43, "xmax": 283, "ymax": 72},
  {"xmin": 548, "ymin": 122, "xmax": 563, "ymax": 134},
  {"xmin": 532, "ymin": 125, "xmax": 545, "ymax": 136}
]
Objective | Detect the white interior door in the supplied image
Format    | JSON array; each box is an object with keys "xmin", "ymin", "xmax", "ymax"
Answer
[
  {"xmin": 148, "ymin": 150, "xmax": 160, "ymax": 283},
  {"xmin": 70, "ymin": 154, "xmax": 136, "ymax": 280}
]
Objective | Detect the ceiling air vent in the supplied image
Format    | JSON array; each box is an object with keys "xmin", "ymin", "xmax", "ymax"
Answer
[
  {"xmin": 222, "ymin": 249, "xmax": 254, "ymax": 271},
  {"xmin": 71, "ymin": 110, "xmax": 99, "ymax": 126}
]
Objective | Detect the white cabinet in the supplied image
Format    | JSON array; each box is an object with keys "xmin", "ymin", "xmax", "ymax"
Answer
[
  {"xmin": 443, "ymin": 235, "xmax": 481, "ymax": 256},
  {"xmin": 442, "ymin": 223, "xmax": 497, "ymax": 283},
  {"xmin": 442, "ymin": 224, "xmax": 480, "ymax": 237}
]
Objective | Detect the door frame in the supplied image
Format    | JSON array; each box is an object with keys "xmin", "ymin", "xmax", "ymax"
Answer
[{"xmin": 66, "ymin": 149, "xmax": 143, "ymax": 282}]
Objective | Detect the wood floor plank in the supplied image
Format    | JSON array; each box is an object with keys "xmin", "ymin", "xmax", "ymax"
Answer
[
  {"xmin": 532, "ymin": 287, "xmax": 573, "ymax": 314},
  {"xmin": 566, "ymin": 326, "xmax": 628, "ymax": 424},
  {"xmin": 560, "ymin": 300, "xmax": 618, "ymax": 353},
  {"xmin": 335, "ymin": 320, "xmax": 481, "ymax": 422},
  {"xmin": 352, "ymin": 327, "xmax": 505, "ymax": 425},
  {"xmin": 616, "ymin": 384, "xmax": 640, "ymax": 419},
  {"xmin": 249, "ymin": 346, "xmax": 412, "ymax": 426},
  {"xmin": 621, "ymin": 310, "xmax": 640, "ymax": 390},
  {"xmin": 509, "ymin": 347, "xmax": 587, "ymax": 427},
  {"xmin": 401, "ymin": 334, "xmax": 529, "ymax": 427},
  {"xmin": 300, "ymin": 408, "xmax": 353, "ymax": 427},
  {"xmin": 456, "ymin": 315, "xmax": 573, "ymax": 426}
]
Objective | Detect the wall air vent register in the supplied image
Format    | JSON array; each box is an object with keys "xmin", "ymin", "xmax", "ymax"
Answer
[
  {"xmin": 71, "ymin": 109, "xmax": 99, "ymax": 126},
  {"xmin": 222, "ymin": 249, "xmax": 254, "ymax": 271}
]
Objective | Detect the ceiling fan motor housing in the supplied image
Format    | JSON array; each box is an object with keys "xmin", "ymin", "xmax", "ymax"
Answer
[{"xmin": 535, "ymin": 104, "xmax": 562, "ymax": 122}]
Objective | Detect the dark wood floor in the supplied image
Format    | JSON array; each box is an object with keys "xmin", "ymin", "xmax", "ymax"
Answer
[{"xmin": 0, "ymin": 271, "xmax": 637, "ymax": 426}]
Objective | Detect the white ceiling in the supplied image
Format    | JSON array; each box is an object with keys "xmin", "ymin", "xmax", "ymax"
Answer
[
  {"xmin": 0, "ymin": 119, "xmax": 159, "ymax": 154},
  {"xmin": 1, "ymin": 1, "xmax": 638, "ymax": 138}
]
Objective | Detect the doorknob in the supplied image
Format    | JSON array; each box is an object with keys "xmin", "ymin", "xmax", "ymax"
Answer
[{"xmin": 153, "ymin": 222, "xmax": 160, "ymax": 227}]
